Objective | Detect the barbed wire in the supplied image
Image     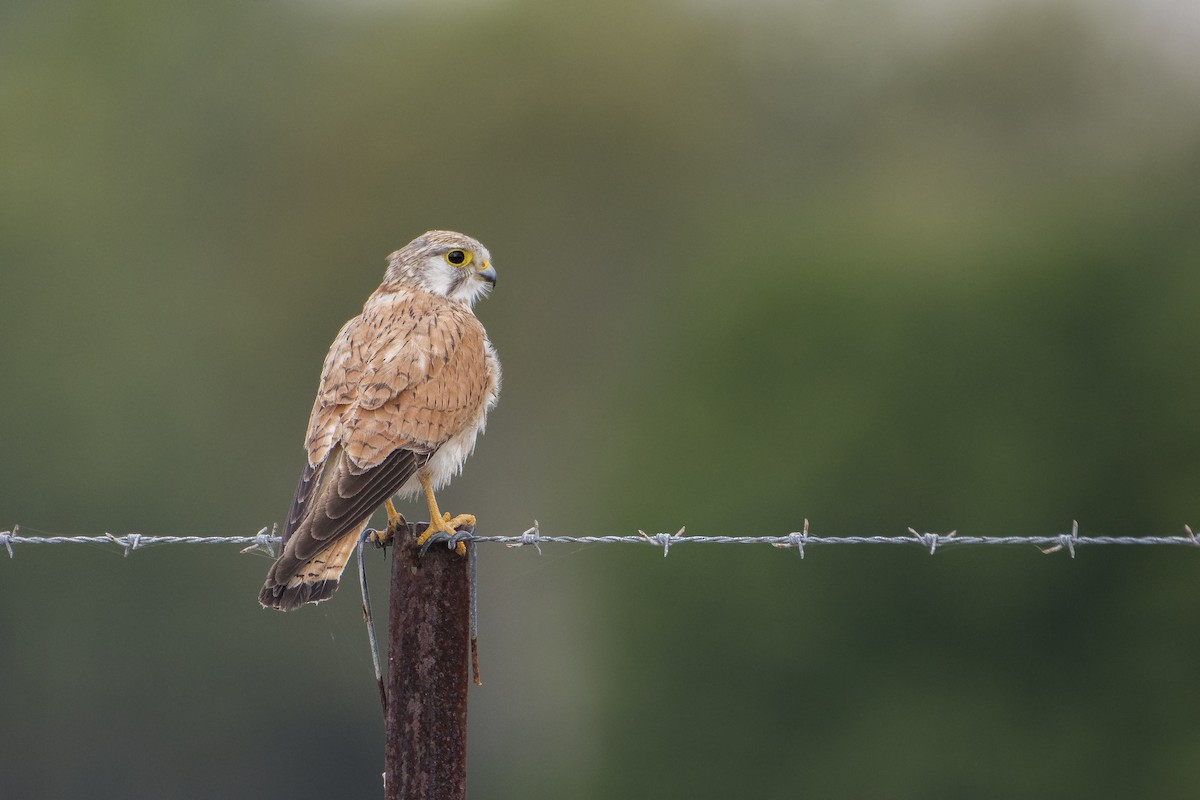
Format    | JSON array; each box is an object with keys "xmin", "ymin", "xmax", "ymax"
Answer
[
  {"xmin": 9, "ymin": 519, "xmax": 1196, "ymax": 694},
  {"xmin": 1, "ymin": 520, "xmax": 1197, "ymax": 559}
]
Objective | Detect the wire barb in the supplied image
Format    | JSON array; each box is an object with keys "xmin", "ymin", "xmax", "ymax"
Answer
[
  {"xmin": 639, "ymin": 528, "xmax": 684, "ymax": 556},
  {"xmin": 239, "ymin": 525, "xmax": 278, "ymax": 558},
  {"xmin": 1040, "ymin": 520, "xmax": 1080, "ymax": 557},
  {"xmin": 505, "ymin": 521, "xmax": 543, "ymax": 553},
  {"xmin": 0, "ymin": 525, "xmax": 14, "ymax": 558},
  {"xmin": 106, "ymin": 532, "xmax": 142, "ymax": 557},
  {"xmin": 773, "ymin": 519, "xmax": 810, "ymax": 558},
  {"xmin": 907, "ymin": 527, "xmax": 957, "ymax": 555}
]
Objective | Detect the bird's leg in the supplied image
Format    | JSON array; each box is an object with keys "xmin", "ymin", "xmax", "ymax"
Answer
[
  {"xmin": 417, "ymin": 474, "xmax": 473, "ymax": 557},
  {"xmin": 369, "ymin": 499, "xmax": 406, "ymax": 547}
]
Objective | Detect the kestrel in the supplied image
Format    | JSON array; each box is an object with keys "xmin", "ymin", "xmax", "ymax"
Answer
[{"xmin": 259, "ymin": 230, "xmax": 501, "ymax": 611}]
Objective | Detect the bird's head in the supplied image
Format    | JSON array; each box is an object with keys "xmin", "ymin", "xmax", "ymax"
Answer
[{"xmin": 385, "ymin": 230, "xmax": 497, "ymax": 307}]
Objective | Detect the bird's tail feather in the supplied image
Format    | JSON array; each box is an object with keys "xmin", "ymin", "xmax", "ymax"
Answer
[{"xmin": 258, "ymin": 522, "xmax": 366, "ymax": 611}]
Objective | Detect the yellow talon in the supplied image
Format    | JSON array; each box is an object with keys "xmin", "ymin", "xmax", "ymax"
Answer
[
  {"xmin": 415, "ymin": 474, "xmax": 473, "ymax": 556},
  {"xmin": 369, "ymin": 499, "xmax": 406, "ymax": 547}
]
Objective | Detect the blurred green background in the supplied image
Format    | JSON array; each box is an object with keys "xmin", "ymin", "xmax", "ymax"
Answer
[{"xmin": 3, "ymin": 0, "xmax": 1199, "ymax": 797}]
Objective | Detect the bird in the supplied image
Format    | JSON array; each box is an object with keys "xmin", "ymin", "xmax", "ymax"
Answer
[{"xmin": 259, "ymin": 230, "xmax": 501, "ymax": 611}]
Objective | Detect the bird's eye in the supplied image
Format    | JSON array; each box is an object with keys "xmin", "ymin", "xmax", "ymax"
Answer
[{"xmin": 445, "ymin": 249, "xmax": 472, "ymax": 267}]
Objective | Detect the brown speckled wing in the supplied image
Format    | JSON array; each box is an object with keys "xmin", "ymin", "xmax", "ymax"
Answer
[{"xmin": 291, "ymin": 446, "xmax": 426, "ymax": 565}]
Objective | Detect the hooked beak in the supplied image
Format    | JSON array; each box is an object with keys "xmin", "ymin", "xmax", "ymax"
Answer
[{"xmin": 477, "ymin": 262, "xmax": 497, "ymax": 286}]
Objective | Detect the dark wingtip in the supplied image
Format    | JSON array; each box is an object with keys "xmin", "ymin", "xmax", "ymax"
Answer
[{"xmin": 258, "ymin": 579, "xmax": 340, "ymax": 611}]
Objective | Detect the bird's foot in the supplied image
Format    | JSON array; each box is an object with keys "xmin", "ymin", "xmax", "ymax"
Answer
[
  {"xmin": 416, "ymin": 512, "xmax": 475, "ymax": 556},
  {"xmin": 369, "ymin": 500, "xmax": 407, "ymax": 547}
]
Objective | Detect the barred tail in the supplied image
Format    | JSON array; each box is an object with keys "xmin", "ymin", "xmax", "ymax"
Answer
[{"xmin": 258, "ymin": 522, "xmax": 366, "ymax": 611}]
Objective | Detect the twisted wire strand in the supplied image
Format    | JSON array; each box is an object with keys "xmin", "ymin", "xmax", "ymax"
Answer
[{"xmin": 1, "ymin": 522, "xmax": 1196, "ymax": 559}]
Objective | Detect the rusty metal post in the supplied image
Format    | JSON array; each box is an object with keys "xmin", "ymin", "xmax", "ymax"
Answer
[{"xmin": 384, "ymin": 523, "xmax": 472, "ymax": 800}]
